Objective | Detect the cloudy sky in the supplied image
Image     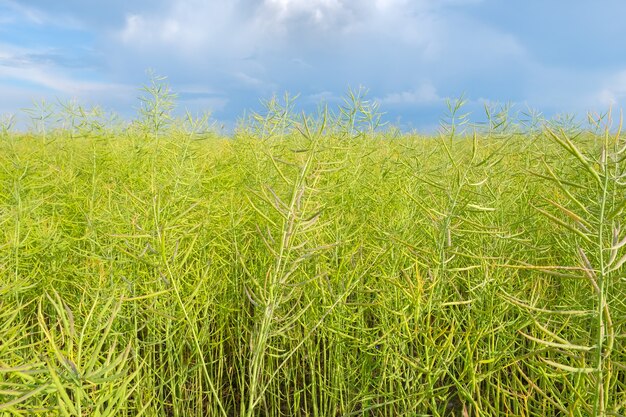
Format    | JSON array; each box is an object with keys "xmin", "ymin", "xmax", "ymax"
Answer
[{"xmin": 1, "ymin": 0, "xmax": 626, "ymax": 131}]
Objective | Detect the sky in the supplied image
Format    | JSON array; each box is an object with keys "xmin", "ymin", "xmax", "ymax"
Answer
[{"xmin": 1, "ymin": 0, "xmax": 626, "ymax": 132}]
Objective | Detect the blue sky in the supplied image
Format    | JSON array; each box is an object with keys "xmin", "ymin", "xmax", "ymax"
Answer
[{"xmin": 1, "ymin": 0, "xmax": 626, "ymax": 132}]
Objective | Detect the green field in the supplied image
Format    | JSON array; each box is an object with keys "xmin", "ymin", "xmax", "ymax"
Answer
[{"xmin": 0, "ymin": 93, "xmax": 625, "ymax": 416}]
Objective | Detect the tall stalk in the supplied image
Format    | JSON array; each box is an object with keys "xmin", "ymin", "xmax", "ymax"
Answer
[
  {"xmin": 244, "ymin": 115, "xmax": 324, "ymax": 417},
  {"xmin": 137, "ymin": 71, "xmax": 177, "ymax": 142}
]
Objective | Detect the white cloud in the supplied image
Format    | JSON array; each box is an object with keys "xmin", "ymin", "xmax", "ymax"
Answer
[
  {"xmin": 112, "ymin": 0, "xmax": 438, "ymax": 56},
  {"xmin": 97, "ymin": 0, "xmax": 540, "ymax": 123},
  {"xmin": 233, "ymin": 72, "xmax": 274, "ymax": 90},
  {"xmin": 262, "ymin": 0, "xmax": 345, "ymax": 24},
  {"xmin": 118, "ymin": 14, "xmax": 186, "ymax": 46},
  {"xmin": 115, "ymin": 2, "xmax": 249, "ymax": 52},
  {"xmin": 594, "ymin": 70, "xmax": 626, "ymax": 108},
  {"xmin": 0, "ymin": 43, "xmax": 134, "ymax": 119},
  {"xmin": 0, "ymin": 49, "xmax": 128, "ymax": 96},
  {"xmin": 105, "ymin": 0, "xmax": 443, "ymax": 98},
  {"xmin": 515, "ymin": 63, "xmax": 626, "ymax": 115},
  {"xmin": 380, "ymin": 82, "xmax": 441, "ymax": 105}
]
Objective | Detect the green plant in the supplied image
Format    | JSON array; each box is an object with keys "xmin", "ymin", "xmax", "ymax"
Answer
[
  {"xmin": 335, "ymin": 86, "xmax": 386, "ymax": 138},
  {"xmin": 180, "ymin": 110, "xmax": 216, "ymax": 140},
  {"xmin": 0, "ymin": 291, "xmax": 141, "ymax": 415},
  {"xmin": 0, "ymin": 113, "xmax": 16, "ymax": 138},
  {"xmin": 439, "ymin": 93, "xmax": 470, "ymax": 139},
  {"xmin": 520, "ymin": 105, "xmax": 545, "ymax": 136},
  {"xmin": 0, "ymin": 88, "xmax": 624, "ymax": 416},
  {"xmin": 504, "ymin": 109, "xmax": 626, "ymax": 416},
  {"xmin": 136, "ymin": 70, "xmax": 177, "ymax": 140},
  {"xmin": 246, "ymin": 92, "xmax": 299, "ymax": 140},
  {"xmin": 480, "ymin": 101, "xmax": 519, "ymax": 137},
  {"xmin": 23, "ymin": 99, "xmax": 55, "ymax": 142}
]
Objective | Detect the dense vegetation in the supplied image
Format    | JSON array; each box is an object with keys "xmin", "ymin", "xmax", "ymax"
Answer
[{"xmin": 0, "ymin": 85, "xmax": 625, "ymax": 416}]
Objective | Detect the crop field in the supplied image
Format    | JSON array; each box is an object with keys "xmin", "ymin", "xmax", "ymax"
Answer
[{"xmin": 0, "ymin": 92, "xmax": 625, "ymax": 416}]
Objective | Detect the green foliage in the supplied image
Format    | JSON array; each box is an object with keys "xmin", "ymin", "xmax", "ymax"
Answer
[
  {"xmin": 335, "ymin": 86, "xmax": 386, "ymax": 137},
  {"xmin": 439, "ymin": 93, "xmax": 470, "ymax": 138},
  {"xmin": 56, "ymin": 99, "xmax": 116, "ymax": 140},
  {"xmin": 0, "ymin": 93, "xmax": 625, "ymax": 417},
  {"xmin": 0, "ymin": 113, "xmax": 15, "ymax": 138},
  {"xmin": 22, "ymin": 99, "xmax": 55, "ymax": 141},
  {"xmin": 244, "ymin": 92, "xmax": 300, "ymax": 140},
  {"xmin": 136, "ymin": 70, "xmax": 177, "ymax": 140}
]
